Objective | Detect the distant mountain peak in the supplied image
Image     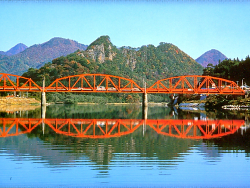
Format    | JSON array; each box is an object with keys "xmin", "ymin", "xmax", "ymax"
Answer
[
  {"xmin": 0, "ymin": 37, "xmax": 88, "ymax": 75},
  {"xmin": 196, "ymin": 49, "xmax": 227, "ymax": 67},
  {"xmin": 41, "ymin": 37, "xmax": 83, "ymax": 48},
  {"xmin": 5, "ymin": 43, "xmax": 28, "ymax": 56}
]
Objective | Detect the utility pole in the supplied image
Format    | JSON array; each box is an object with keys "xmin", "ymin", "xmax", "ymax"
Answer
[{"xmin": 242, "ymin": 78, "xmax": 245, "ymax": 88}]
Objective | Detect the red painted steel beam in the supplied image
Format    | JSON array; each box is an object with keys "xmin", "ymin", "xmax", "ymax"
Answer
[
  {"xmin": 0, "ymin": 73, "xmax": 245, "ymax": 95},
  {"xmin": 147, "ymin": 75, "xmax": 245, "ymax": 95}
]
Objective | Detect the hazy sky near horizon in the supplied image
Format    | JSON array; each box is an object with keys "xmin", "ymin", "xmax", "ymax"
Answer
[{"xmin": 0, "ymin": 0, "xmax": 249, "ymax": 60}]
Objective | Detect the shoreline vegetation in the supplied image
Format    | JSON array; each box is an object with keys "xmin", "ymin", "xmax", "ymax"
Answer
[{"xmin": 2, "ymin": 94, "xmax": 250, "ymax": 111}]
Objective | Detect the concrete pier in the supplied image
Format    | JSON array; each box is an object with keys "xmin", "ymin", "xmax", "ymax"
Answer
[
  {"xmin": 142, "ymin": 93, "xmax": 148, "ymax": 108},
  {"xmin": 41, "ymin": 76, "xmax": 46, "ymax": 106},
  {"xmin": 41, "ymin": 104, "xmax": 46, "ymax": 135},
  {"xmin": 142, "ymin": 79, "xmax": 148, "ymax": 120},
  {"xmin": 41, "ymin": 92, "xmax": 46, "ymax": 106},
  {"xmin": 142, "ymin": 80, "xmax": 148, "ymax": 108}
]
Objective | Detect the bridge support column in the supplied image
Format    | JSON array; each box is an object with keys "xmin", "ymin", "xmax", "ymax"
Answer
[
  {"xmin": 142, "ymin": 103, "xmax": 148, "ymax": 136},
  {"xmin": 142, "ymin": 80, "xmax": 148, "ymax": 108},
  {"xmin": 41, "ymin": 105, "xmax": 46, "ymax": 135},
  {"xmin": 41, "ymin": 77, "xmax": 46, "ymax": 134},
  {"xmin": 142, "ymin": 93, "xmax": 148, "ymax": 108},
  {"xmin": 41, "ymin": 92, "xmax": 46, "ymax": 106},
  {"xmin": 41, "ymin": 76, "xmax": 46, "ymax": 106},
  {"xmin": 142, "ymin": 79, "xmax": 148, "ymax": 120}
]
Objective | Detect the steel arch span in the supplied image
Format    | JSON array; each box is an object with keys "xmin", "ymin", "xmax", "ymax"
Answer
[
  {"xmin": 0, "ymin": 73, "xmax": 246, "ymax": 95},
  {"xmin": 0, "ymin": 73, "xmax": 42, "ymax": 92},
  {"xmin": 147, "ymin": 75, "xmax": 245, "ymax": 95},
  {"xmin": 45, "ymin": 74, "xmax": 144, "ymax": 93}
]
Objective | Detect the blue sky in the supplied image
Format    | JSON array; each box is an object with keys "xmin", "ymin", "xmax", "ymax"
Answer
[{"xmin": 0, "ymin": 0, "xmax": 249, "ymax": 60}]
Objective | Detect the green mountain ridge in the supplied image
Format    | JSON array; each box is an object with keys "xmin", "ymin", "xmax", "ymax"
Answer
[{"xmin": 22, "ymin": 35, "xmax": 203, "ymax": 87}]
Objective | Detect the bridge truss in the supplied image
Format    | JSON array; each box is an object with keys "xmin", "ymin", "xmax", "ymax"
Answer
[
  {"xmin": 148, "ymin": 75, "xmax": 245, "ymax": 95},
  {"xmin": 0, "ymin": 73, "xmax": 245, "ymax": 95},
  {"xmin": 0, "ymin": 73, "xmax": 41, "ymax": 92},
  {"xmin": 45, "ymin": 74, "xmax": 144, "ymax": 93}
]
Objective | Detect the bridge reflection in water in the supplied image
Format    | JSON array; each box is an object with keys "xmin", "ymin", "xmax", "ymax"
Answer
[{"xmin": 0, "ymin": 118, "xmax": 246, "ymax": 139}]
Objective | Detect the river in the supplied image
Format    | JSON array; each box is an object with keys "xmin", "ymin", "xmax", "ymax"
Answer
[{"xmin": 0, "ymin": 104, "xmax": 249, "ymax": 187}]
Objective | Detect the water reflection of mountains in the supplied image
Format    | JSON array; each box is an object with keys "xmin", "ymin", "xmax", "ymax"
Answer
[{"xmin": 0, "ymin": 117, "xmax": 249, "ymax": 168}]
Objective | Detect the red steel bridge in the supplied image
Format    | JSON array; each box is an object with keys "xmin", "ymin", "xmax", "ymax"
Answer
[
  {"xmin": 0, "ymin": 73, "xmax": 245, "ymax": 95},
  {"xmin": 0, "ymin": 118, "xmax": 245, "ymax": 139}
]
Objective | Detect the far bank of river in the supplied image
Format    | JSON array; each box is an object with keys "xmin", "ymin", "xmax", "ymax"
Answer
[
  {"xmin": 2, "ymin": 95, "xmax": 250, "ymax": 112},
  {"xmin": 176, "ymin": 95, "xmax": 250, "ymax": 110}
]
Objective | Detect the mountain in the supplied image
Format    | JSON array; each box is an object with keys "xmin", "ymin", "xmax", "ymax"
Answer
[
  {"xmin": 0, "ymin": 37, "xmax": 88, "ymax": 75},
  {"xmin": 0, "ymin": 43, "xmax": 27, "ymax": 56},
  {"xmin": 0, "ymin": 51, "xmax": 6, "ymax": 56},
  {"xmin": 196, "ymin": 49, "xmax": 227, "ymax": 67},
  {"xmin": 6, "ymin": 43, "xmax": 28, "ymax": 56},
  {"xmin": 22, "ymin": 35, "xmax": 203, "ymax": 86}
]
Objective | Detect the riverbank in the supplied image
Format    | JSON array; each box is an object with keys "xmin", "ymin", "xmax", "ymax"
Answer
[
  {"xmin": 0, "ymin": 96, "xmax": 40, "ymax": 105},
  {"xmin": 0, "ymin": 96, "xmax": 40, "ymax": 112},
  {"xmin": 174, "ymin": 95, "xmax": 250, "ymax": 110}
]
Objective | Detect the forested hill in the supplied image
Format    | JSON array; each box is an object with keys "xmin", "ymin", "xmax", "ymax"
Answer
[
  {"xmin": 0, "ymin": 37, "xmax": 88, "ymax": 75},
  {"xmin": 22, "ymin": 35, "xmax": 203, "ymax": 86}
]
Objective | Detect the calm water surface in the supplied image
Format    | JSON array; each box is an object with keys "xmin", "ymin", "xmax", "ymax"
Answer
[{"xmin": 0, "ymin": 104, "xmax": 249, "ymax": 187}]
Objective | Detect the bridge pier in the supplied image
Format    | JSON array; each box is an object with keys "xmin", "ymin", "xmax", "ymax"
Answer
[
  {"xmin": 142, "ymin": 80, "xmax": 148, "ymax": 108},
  {"xmin": 41, "ymin": 92, "xmax": 46, "ymax": 106},
  {"xmin": 142, "ymin": 105, "xmax": 148, "ymax": 136},
  {"xmin": 41, "ymin": 104, "xmax": 46, "ymax": 135},
  {"xmin": 142, "ymin": 93, "xmax": 148, "ymax": 108},
  {"xmin": 41, "ymin": 76, "xmax": 46, "ymax": 106},
  {"xmin": 142, "ymin": 80, "xmax": 148, "ymax": 120},
  {"xmin": 142, "ymin": 103, "xmax": 148, "ymax": 120}
]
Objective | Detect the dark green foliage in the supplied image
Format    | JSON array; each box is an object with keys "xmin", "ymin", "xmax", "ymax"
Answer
[
  {"xmin": 176, "ymin": 94, "xmax": 201, "ymax": 104},
  {"xmin": 205, "ymin": 95, "xmax": 229, "ymax": 108},
  {"xmin": 203, "ymin": 55, "xmax": 250, "ymax": 86}
]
